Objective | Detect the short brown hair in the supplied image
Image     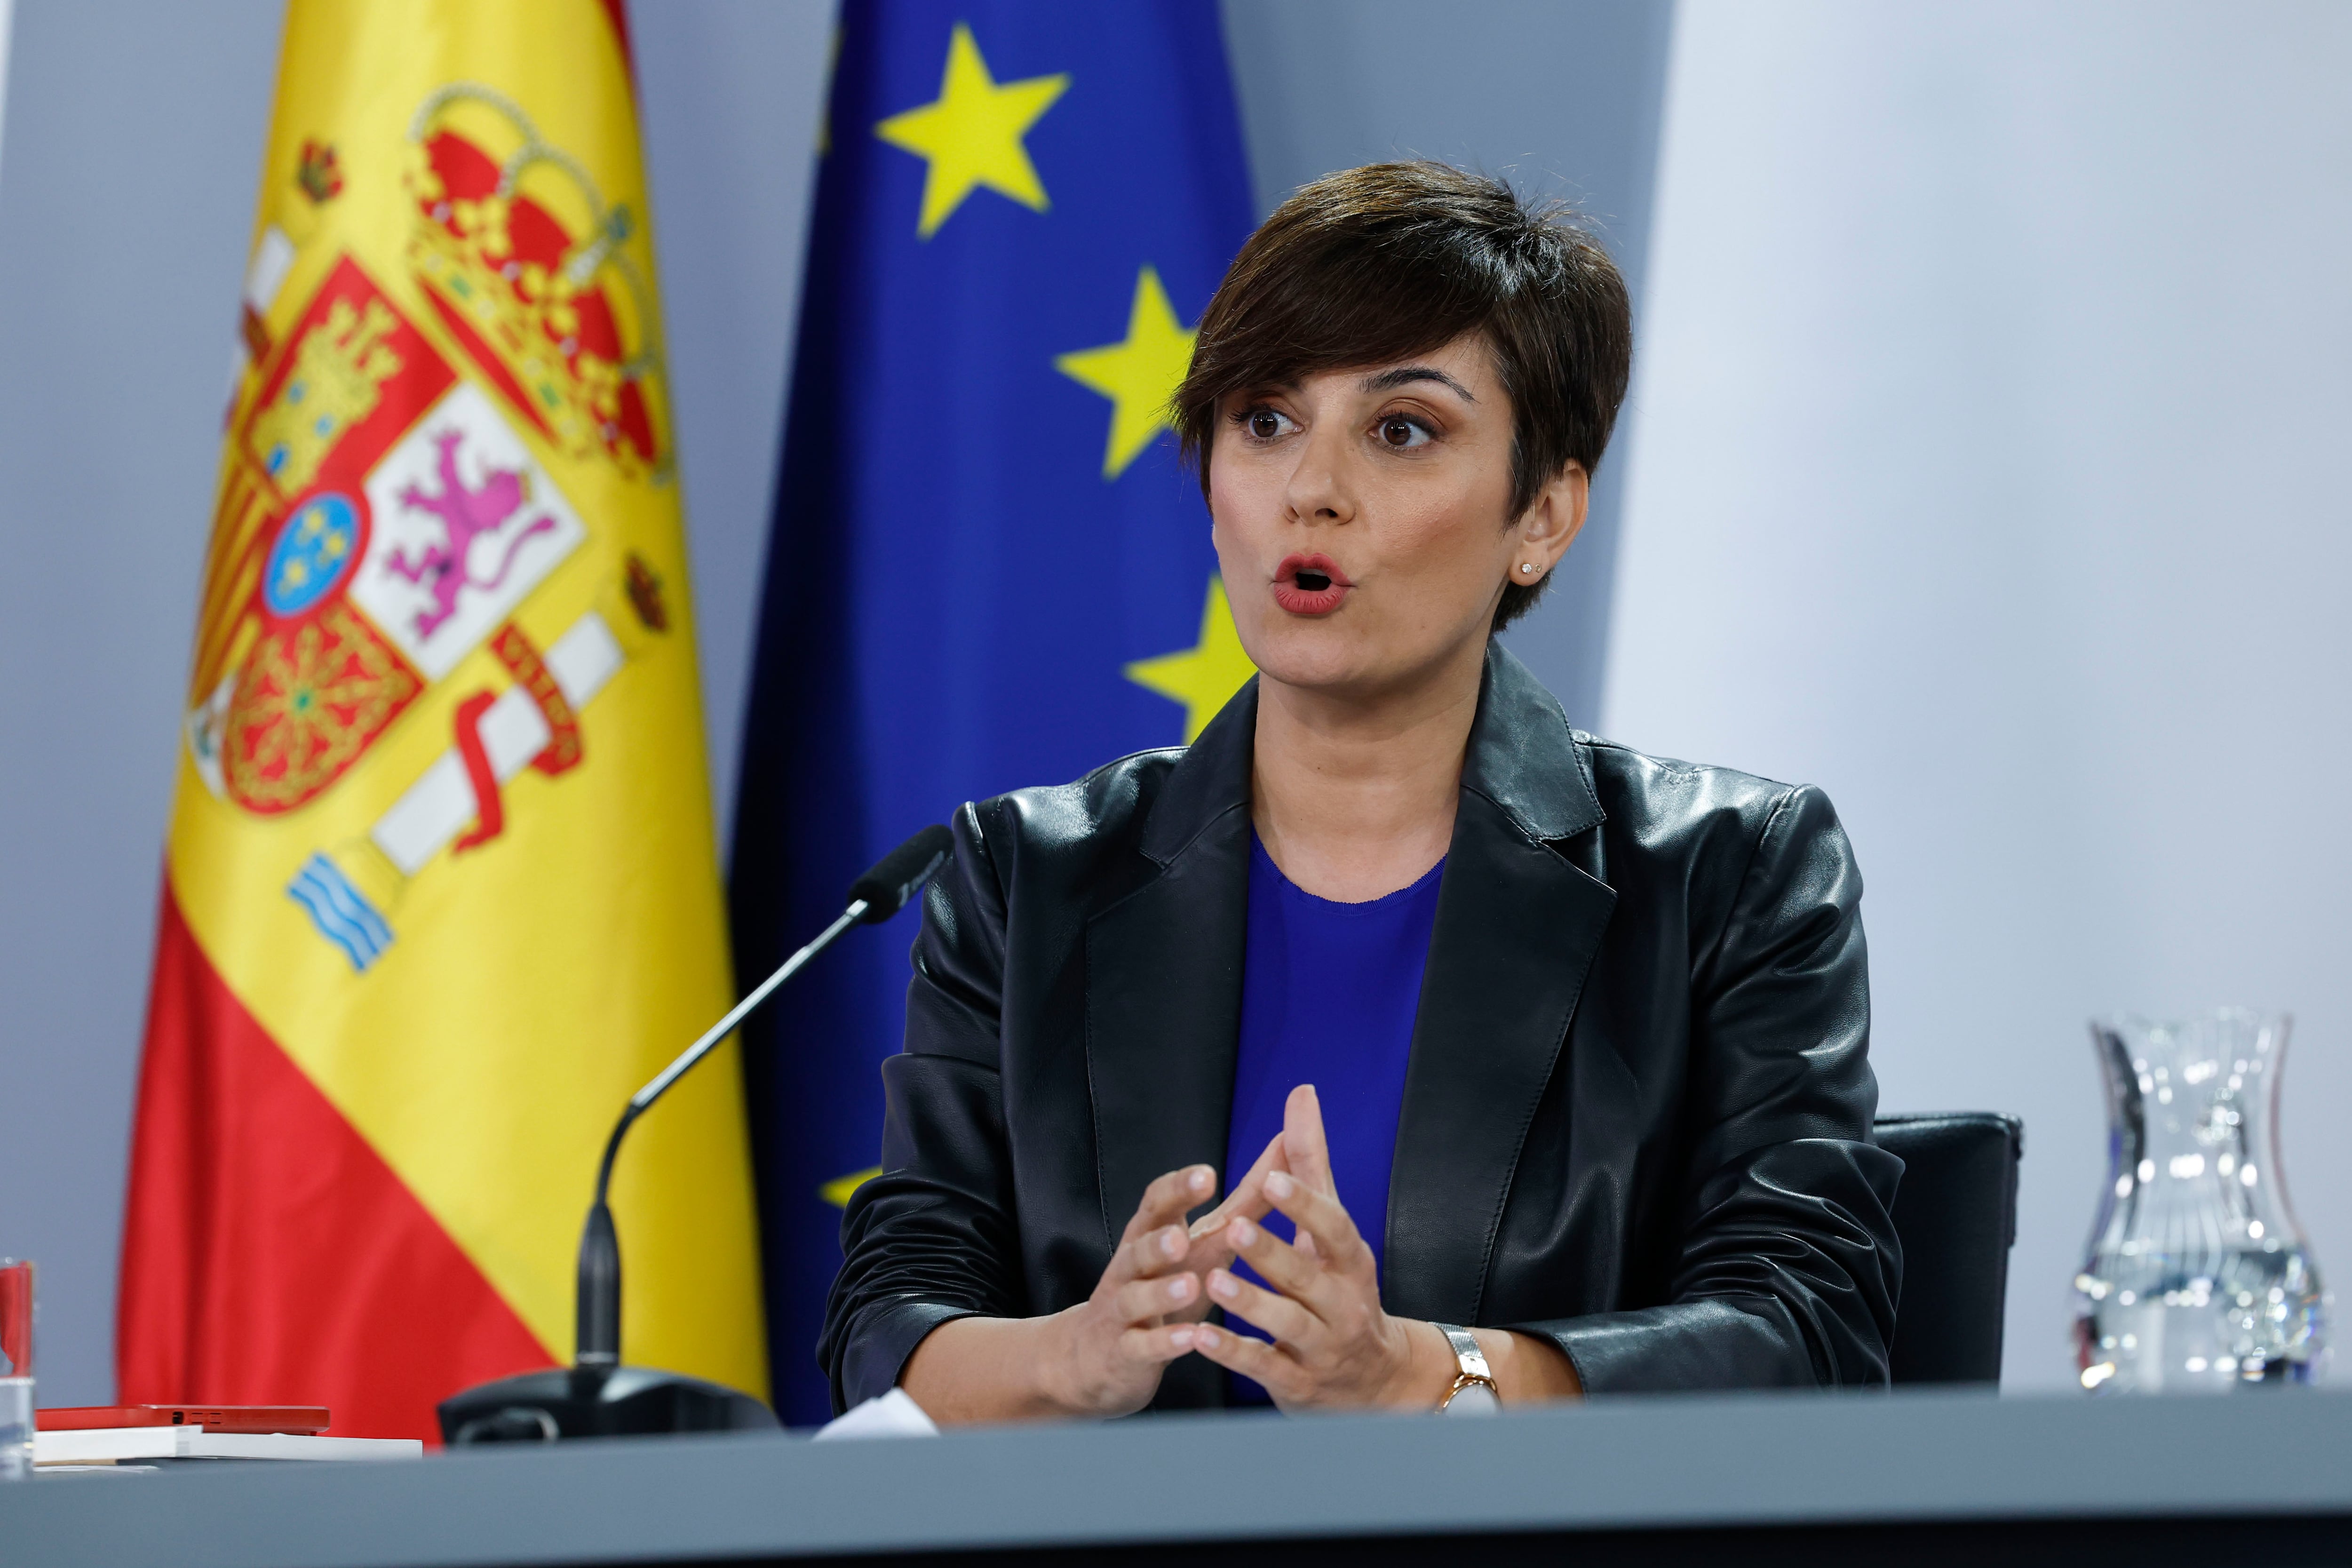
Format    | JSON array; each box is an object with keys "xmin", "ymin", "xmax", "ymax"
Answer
[{"xmin": 1175, "ymin": 162, "xmax": 1632, "ymax": 630}]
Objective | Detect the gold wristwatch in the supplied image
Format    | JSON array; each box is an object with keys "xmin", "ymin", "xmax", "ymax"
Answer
[{"xmin": 1432, "ymin": 1323, "xmax": 1500, "ymax": 1414}]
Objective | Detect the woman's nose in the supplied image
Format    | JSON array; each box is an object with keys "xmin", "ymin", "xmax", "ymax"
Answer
[{"xmin": 1283, "ymin": 430, "xmax": 1355, "ymax": 525}]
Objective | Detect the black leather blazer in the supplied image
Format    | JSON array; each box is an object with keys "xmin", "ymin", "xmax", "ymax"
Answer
[{"xmin": 822, "ymin": 644, "xmax": 1902, "ymax": 1412}]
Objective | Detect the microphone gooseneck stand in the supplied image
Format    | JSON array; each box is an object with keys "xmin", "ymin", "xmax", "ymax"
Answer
[{"xmin": 438, "ymin": 825, "xmax": 955, "ymax": 1444}]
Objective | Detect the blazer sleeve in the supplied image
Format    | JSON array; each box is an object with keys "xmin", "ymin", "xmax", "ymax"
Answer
[
  {"xmin": 1504, "ymin": 784, "xmax": 1905, "ymax": 1391},
  {"xmin": 818, "ymin": 802, "xmax": 1025, "ymax": 1414}
]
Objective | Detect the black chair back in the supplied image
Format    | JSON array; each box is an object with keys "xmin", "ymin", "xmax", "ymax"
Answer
[{"xmin": 1873, "ymin": 1112, "xmax": 2024, "ymax": 1384}]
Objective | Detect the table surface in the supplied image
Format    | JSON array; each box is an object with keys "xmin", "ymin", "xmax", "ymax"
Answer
[{"xmin": 6, "ymin": 1388, "xmax": 2350, "ymax": 1567}]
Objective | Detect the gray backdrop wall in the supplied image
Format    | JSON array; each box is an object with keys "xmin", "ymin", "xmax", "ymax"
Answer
[
  {"xmin": 0, "ymin": 0, "xmax": 286, "ymax": 1409},
  {"xmin": 1606, "ymin": 0, "xmax": 2352, "ymax": 1390},
  {"xmin": 0, "ymin": 0, "xmax": 1669, "ymax": 1406}
]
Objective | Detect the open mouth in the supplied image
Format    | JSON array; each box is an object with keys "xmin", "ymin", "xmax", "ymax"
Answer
[{"xmin": 1273, "ymin": 553, "xmax": 1352, "ymax": 616}]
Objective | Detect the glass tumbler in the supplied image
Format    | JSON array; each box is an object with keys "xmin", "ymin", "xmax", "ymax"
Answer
[
  {"xmin": 0, "ymin": 1259, "xmax": 30, "ymax": 1478},
  {"xmin": 2075, "ymin": 1011, "xmax": 2329, "ymax": 1392}
]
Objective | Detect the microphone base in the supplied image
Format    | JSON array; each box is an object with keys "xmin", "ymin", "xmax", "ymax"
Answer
[{"xmin": 439, "ymin": 1364, "xmax": 780, "ymax": 1445}]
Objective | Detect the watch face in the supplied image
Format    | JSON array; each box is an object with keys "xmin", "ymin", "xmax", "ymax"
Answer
[{"xmin": 1441, "ymin": 1381, "xmax": 1502, "ymax": 1417}]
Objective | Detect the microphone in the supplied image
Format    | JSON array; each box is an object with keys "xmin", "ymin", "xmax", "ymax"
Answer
[
  {"xmin": 438, "ymin": 824, "xmax": 955, "ymax": 1444},
  {"xmin": 848, "ymin": 825, "xmax": 958, "ymax": 923},
  {"xmin": 571, "ymin": 822, "xmax": 953, "ymax": 1369}
]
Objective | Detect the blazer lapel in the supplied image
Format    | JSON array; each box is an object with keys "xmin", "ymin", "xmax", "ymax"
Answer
[
  {"xmin": 1083, "ymin": 681, "xmax": 1257, "ymax": 1248},
  {"xmin": 1084, "ymin": 684, "xmax": 1257, "ymax": 1410},
  {"xmin": 1383, "ymin": 646, "xmax": 1617, "ymax": 1327}
]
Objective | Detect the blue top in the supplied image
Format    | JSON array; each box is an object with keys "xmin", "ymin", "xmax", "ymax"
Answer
[{"xmin": 1220, "ymin": 836, "xmax": 1445, "ymax": 1404}]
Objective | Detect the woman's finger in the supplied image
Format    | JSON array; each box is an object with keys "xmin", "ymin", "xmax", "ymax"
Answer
[
  {"xmin": 1112, "ymin": 1223, "xmax": 1192, "ymax": 1288},
  {"xmin": 1219, "ymin": 1213, "xmax": 1324, "ymax": 1300},
  {"xmin": 1112, "ymin": 1269, "xmax": 1200, "ymax": 1325},
  {"xmin": 1107, "ymin": 1166, "xmax": 1214, "ymax": 1287},
  {"xmin": 1282, "ymin": 1084, "xmax": 1338, "ymax": 1197},
  {"xmin": 1261, "ymin": 1169, "xmax": 1371, "ymax": 1274},
  {"xmin": 1204, "ymin": 1266, "xmax": 1321, "ymax": 1349},
  {"xmin": 1116, "ymin": 1321, "xmax": 1202, "ymax": 1364},
  {"xmin": 1188, "ymin": 1322, "xmax": 1304, "ymax": 1401},
  {"xmin": 1121, "ymin": 1164, "xmax": 1215, "ymax": 1245},
  {"xmin": 1188, "ymin": 1132, "xmax": 1286, "ymax": 1239},
  {"xmin": 1222, "ymin": 1207, "xmax": 1357, "ymax": 1326}
]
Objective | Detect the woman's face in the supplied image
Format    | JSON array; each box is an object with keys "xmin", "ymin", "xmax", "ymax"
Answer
[{"xmin": 1208, "ymin": 332, "xmax": 1583, "ymax": 703}]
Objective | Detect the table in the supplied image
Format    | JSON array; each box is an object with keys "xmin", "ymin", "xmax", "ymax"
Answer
[{"xmin": 6, "ymin": 1388, "xmax": 2350, "ymax": 1566}]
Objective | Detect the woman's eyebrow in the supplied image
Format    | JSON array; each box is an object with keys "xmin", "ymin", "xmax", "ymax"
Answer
[{"xmin": 1359, "ymin": 365, "xmax": 1477, "ymax": 402}]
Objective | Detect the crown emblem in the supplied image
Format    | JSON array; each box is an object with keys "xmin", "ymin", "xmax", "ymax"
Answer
[
  {"xmin": 297, "ymin": 138, "xmax": 344, "ymax": 204},
  {"xmin": 400, "ymin": 84, "xmax": 668, "ymax": 481}
]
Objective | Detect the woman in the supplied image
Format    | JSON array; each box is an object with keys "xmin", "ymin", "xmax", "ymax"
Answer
[{"xmin": 821, "ymin": 162, "xmax": 1901, "ymax": 1420}]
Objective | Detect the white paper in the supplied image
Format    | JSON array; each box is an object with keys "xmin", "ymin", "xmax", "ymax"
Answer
[
  {"xmin": 35, "ymin": 1428, "xmax": 422, "ymax": 1464},
  {"xmin": 810, "ymin": 1388, "xmax": 939, "ymax": 1442}
]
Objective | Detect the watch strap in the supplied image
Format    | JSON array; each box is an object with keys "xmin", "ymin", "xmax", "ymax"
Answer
[{"xmin": 1431, "ymin": 1322, "xmax": 1499, "ymax": 1412}]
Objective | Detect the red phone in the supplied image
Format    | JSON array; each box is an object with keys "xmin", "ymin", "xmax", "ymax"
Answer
[{"xmin": 38, "ymin": 1404, "xmax": 331, "ymax": 1434}]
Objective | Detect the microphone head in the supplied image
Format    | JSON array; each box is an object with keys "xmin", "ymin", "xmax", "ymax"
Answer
[{"xmin": 848, "ymin": 824, "xmax": 954, "ymax": 923}]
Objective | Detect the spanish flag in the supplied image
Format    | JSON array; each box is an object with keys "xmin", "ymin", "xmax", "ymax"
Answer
[{"xmin": 118, "ymin": 0, "xmax": 766, "ymax": 1440}]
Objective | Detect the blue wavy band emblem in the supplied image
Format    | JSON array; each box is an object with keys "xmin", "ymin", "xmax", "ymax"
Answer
[{"xmin": 286, "ymin": 853, "xmax": 394, "ymax": 972}]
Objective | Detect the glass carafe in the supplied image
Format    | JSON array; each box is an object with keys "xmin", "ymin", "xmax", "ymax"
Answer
[{"xmin": 2075, "ymin": 1010, "xmax": 2328, "ymax": 1392}]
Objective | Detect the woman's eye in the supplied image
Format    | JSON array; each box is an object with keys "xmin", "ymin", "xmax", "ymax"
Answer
[
  {"xmin": 1246, "ymin": 408, "xmax": 1294, "ymax": 440},
  {"xmin": 1377, "ymin": 415, "xmax": 1431, "ymax": 449}
]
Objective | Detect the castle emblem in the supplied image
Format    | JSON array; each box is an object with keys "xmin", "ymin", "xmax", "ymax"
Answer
[{"xmin": 247, "ymin": 294, "xmax": 404, "ymax": 496}]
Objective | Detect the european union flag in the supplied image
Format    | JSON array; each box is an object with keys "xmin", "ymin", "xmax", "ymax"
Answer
[{"xmin": 729, "ymin": 0, "xmax": 1258, "ymax": 1421}]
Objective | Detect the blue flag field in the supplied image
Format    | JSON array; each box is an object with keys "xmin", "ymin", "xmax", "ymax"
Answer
[{"xmin": 729, "ymin": 0, "xmax": 1260, "ymax": 1422}]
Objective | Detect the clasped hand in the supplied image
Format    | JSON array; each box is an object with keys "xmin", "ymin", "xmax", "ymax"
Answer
[{"xmin": 1049, "ymin": 1082, "xmax": 1430, "ymax": 1416}]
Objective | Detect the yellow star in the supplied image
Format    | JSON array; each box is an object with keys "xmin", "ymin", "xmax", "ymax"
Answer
[
  {"xmin": 820, "ymin": 1166, "xmax": 880, "ymax": 1209},
  {"xmin": 874, "ymin": 24, "xmax": 1068, "ymax": 239},
  {"xmin": 1126, "ymin": 576, "xmax": 1257, "ymax": 742},
  {"xmin": 1055, "ymin": 266, "xmax": 1197, "ymax": 480}
]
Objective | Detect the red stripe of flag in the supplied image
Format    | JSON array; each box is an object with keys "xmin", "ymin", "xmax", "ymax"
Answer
[{"xmin": 118, "ymin": 882, "xmax": 555, "ymax": 1442}]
